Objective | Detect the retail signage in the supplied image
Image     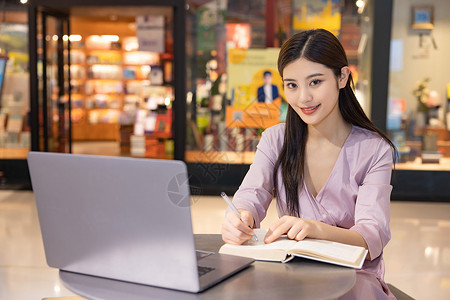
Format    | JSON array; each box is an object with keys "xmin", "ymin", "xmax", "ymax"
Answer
[
  {"xmin": 226, "ymin": 47, "xmax": 285, "ymax": 129},
  {"xmin": 227, "ymin": 48, "xmax": 282, "ymax": 107},
  {"xmin": 226, "ymin": 98, "xmax": 282, "ymax": 129},
  {"xmin": 136, "ymin": 15, "xmax": 165, "ymax": 53},
  {"xmin": 293, "ymin": 0, "xmax": 341, "ymax": 36}
]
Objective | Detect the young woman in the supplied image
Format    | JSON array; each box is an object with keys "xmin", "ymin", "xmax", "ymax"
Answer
[{"xmin": 221, "ymin": 29, "xmax": 397, "ymax": 299}]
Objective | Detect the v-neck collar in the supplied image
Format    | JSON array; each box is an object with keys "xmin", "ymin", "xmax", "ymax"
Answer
[{"xmin": 303, "ymin": 125, "xmax": 354, "ymax": 202}]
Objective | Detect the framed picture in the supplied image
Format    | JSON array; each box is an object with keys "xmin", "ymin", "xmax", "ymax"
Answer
[{"xmin": 411, "ymin": 5, "xmax": 434, "ymax": 29}]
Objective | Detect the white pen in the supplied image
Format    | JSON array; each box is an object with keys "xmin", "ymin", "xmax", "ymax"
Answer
[{"xmin": 221, "ymin": 192, "xmax": 258, "ymax": 241}]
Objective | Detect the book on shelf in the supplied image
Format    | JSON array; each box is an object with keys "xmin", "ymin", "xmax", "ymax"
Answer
[
  {"xmin": 421, "ymin": 151, "xmax": 442, "ymax": 164},
  {"xmin": 219, "ymin": 229, "xmax": 368, "ymax": 269}
]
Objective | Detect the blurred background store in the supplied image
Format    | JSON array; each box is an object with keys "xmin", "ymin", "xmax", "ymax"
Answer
[
  {"xmin": 0, "ymin": 1, "xmax": 449, "ymax": 299},
  {"xmin": 0, "ymin": 0, "xmax": 449, "ymax": 200}
]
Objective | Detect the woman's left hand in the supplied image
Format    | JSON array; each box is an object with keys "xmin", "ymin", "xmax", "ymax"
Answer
[{"xmin": 264, "ymin": 216, "xmax": 323, "ymax": 244}]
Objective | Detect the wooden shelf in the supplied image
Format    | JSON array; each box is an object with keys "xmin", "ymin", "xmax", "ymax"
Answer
[
  {"xmin": 131, "ymin": 154, "xmax": 174, "ymax": 160},
  {"xmin": 86, "ymin": 49, "xmax": 122, "ymax": 52},
  {"xmin": 396, "ymin": 157, "xmax": 450, "ymax": 171},
  {"xmin": 72, "ymin": 123, "xmax": 119, "ymax": 141},
  {"xmin": 185, "ymin": 150, "xmax": 255, "ymax": 165},
  {"xmin": 68, "ymin": 33, "xmax": 173, "ymax": 145},
  {"xmin": 0, "ymin": 148, "xmax": 29, "ymax": 159}
]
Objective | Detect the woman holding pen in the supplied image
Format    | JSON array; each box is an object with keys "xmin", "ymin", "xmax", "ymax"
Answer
[{"xmin": 221, "ymin": 29, "xmax": 397, "ymax": 299}]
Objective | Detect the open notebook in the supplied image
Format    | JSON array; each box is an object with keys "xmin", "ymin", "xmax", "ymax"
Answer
[{"xmin": 219, "ymin": 229, "xmax": 368, "ymax": 269}]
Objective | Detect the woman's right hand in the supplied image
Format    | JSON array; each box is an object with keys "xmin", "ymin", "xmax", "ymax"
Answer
[{"xmin": 221, "ymin": 209, "xmax": 256, "ymax": 245}]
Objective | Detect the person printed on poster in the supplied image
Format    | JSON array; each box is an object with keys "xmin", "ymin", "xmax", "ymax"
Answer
[{"xmin": 257, "ymin": 71, "xmax": 279, "ymax": 103}]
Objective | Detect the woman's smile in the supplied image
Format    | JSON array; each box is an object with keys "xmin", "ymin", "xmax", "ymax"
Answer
[{"xmin": 300, "ymin": 104, "xmax": 321, "ymax": 115}]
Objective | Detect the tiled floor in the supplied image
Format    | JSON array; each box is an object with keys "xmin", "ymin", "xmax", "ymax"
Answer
[{"xmin": 0, "ymin": 190, "xmax": 449, "ymax": 299}]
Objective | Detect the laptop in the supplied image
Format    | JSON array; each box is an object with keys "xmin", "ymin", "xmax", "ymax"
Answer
[{"xmin": 27, "ymin": 152, "xmax": 253, "ymax": 293}]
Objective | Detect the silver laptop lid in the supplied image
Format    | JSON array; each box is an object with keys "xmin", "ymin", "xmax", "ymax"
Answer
[{"xmin": 28, "ymin": 152, "xmax": 201, "ymax": 292}]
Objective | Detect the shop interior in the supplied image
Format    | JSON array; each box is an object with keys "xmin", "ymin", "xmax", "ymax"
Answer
[
  {"xmin": 0, "ymin": 1, "xmax": 449, "ymax": 299},
  {"xmin": 0, "ymin": 0, "xmax": 450, "ymax": 197}
]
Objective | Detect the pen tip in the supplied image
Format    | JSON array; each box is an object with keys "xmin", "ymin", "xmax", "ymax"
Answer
[{"xmin": 220, "ymin": 192, "xmax": 225, "ymax": 197}]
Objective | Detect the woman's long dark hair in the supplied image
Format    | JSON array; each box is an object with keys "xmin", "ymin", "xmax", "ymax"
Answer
[{"xmin": 274, "ymin": 29, "xmax": 397, "ymax": 217}]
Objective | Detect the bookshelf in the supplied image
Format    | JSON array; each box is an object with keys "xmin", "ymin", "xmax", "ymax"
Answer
[{"xmin": 68, "ymin": 35, "xmax": 174, "ymax": 159}]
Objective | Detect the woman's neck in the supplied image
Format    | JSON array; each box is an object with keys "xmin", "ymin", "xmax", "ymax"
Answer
[{"xmin": 307, "ymin": 117, "xmax": 352, "ymax": 147}]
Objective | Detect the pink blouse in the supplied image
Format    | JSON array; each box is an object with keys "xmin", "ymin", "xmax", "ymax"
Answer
[{"xmin": 232, "ymin": 123, "xmax": 393, "ymax": 282}]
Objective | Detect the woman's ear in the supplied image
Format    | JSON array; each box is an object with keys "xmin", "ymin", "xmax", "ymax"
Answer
[{"xmin": 338, "ymin": 66, "xmax": 350, "ymax": 89}]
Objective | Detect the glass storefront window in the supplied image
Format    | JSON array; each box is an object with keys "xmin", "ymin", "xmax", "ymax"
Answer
[
  {"xmin": 185, "ymin": 0, "xmax": 372, "ymax": 165},
  {"xmin": 0, "ymin": 11, "xmax": 30, "ymax": 159},
  {"xmin": 388, "ymin": 0, "xmax": 450, "ymax": 170}
]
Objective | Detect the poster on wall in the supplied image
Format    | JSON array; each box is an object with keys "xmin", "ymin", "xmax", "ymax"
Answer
[
  {"xmin": 226, "ymin": 48, "xmax": 286, "ymax": 129},
  {"xmin": 0, "ymin": 24, "xmax": 28, "ymax": 72},
  {"xmin": 197, "ymin": 7, "xmax": 225, "ymax": 53},
  {"xmin": 136, "ymin": 15, "xmax": 165, "ymax": 53},
  {"xmin": 293, "ymin": 0, "xmax": 341, "ymax": 36}
]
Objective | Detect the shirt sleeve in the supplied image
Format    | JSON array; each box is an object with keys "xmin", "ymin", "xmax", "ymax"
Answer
[
  {"xmin": 230, "ymin": 126, "xmax": 280, "ymax": 228},
  {"xmin": 350, "ymin": 139, "xmax": 393, "ymax": 261}
]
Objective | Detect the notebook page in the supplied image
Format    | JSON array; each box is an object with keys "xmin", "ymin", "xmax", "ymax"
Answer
[
  {"xmin": 290, "ymin": 238, "xmax": 364, "ymax": 263},
  {"xmin": 242, "ymin": 228, "xmax": 297, "ymax": 250}
]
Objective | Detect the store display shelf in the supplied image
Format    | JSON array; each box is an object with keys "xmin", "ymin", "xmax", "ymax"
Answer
[
  {"xmin": 72, "ymin": 123, "xmax": 120, "ymax": 141},
  {"xmin": 396, "ymin": 157, "xmax": 450, "ymax": 171},
  {"xmin": 87, "ymin": 77, "xmax": 123, "ymax": 80},
  {"xmin": 185, "ymin": 150, "xmax": 255, "ymax": 165},
  {"xmin": 86, "ymin": 62, "xmax": 122, "ymax": 66},
  {"xmin": 86, "ymin": 78, "xmax": 122, "ymax": 81},
  {"xmin": 66, "ymin": 35, "xmax": 173, "ymax": 142},
  {"xmin": 145, "ymin": 132, "xmax": 172, "ymax": 139},
  {"xmin": 86, "ymin": 49, "xmax": 122, "ymax": 52},
  {"xmin": 0, "ymin": 148, "xmax": 30, "ymax": 159},
  {"xmin": 123, "ymin": 78, "xmax": 150, "ymax": 81},
  {"xmin": 131, "ymin": 154, "xmax": 174, "ymax": 160},
  {"xmin": 85, "ymin": 94, "xmax": 124, "ymax": 97}
]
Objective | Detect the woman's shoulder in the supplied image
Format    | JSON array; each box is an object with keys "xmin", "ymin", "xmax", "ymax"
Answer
[
  {"xmin": 352, "ymin": 125, "xmax": 384, "ymax": 141},
  {"xmin": 263, "ymin": 122, "xmax": 286, "ymax": 135},
  {"xmin": 261, "ymin": 123, "xmax": 285, "ymax": 144},
  {"xmin": 350, "ymin": 125, "xmax": 391, "ymax": 152},
  {"xmin": 257, "ymin": 123, "xmax": 285, "ymax": 156}
]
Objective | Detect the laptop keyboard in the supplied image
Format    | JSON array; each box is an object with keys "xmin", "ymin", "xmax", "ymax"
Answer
[
  {"xmin": 196, "ymin": 250, "xmax": 215, "ymax": 276},
  {"xmin": 196, "ymin": 250, "xmax": 214, "ymax": 260},
  {"xmin": 198, "ymin": 265, "xmax": 215, "ymax": 277}
]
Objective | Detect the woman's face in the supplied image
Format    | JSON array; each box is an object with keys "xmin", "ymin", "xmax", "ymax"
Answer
[{"xmin": 282, "ymin": 57, "xmax": 349, "ymax": 127}]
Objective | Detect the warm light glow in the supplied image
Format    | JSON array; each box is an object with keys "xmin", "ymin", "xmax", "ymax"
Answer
[
  {"xmin": 20, "ymin": 0, "xmax": 28, "ymax": 4},
  {"xmin": 89, "ymin": 35, "xmax": 119, "ymax": 43},
  {"xmin": 165, "ymin": 97, "xmax": 171, "ymax": 106},
  {"xmin": 62, "ymin": 35, "xmax": 69, "ymax": 42},
  {"xmin": 186, "ymin": 91, "xmax": 193, "ymax": 104},
  {"xmin": 52, "ymin": 35, "xmax": 58, "ymax": 41},
  {"xmin": 69, "ymin": 35, "xmax": 82, "ymax": 42},
  {"xmin": 356, "ymin": 0, "xmax": 365, "ymax": 14},
  {"xmin": 101, "ymin": 35, "xmax": 119, "ymax": 42},
  {"xmin": 141, "ymin": 65, "xmax": 151, "ymax": 74},
  {"xmin": 91, "ymin": 65, "xmax": 121, "ymax": 73},
  {"xmin": 123, "ymin": 37, "xmax": 139, "ymax": 51},
  {"xmin": 226, "ymin": 23, "xmax": 251, "ymax": 49}
]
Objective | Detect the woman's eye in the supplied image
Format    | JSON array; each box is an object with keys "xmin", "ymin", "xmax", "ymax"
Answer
[
  {"xmin": 285, "ymin": 82, "xmax": 297, "ymax": 89},
  {"xmin": 310, "ymin": 79, "xmax": 321, "ymax": 86}
]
